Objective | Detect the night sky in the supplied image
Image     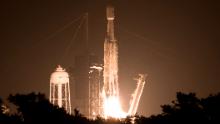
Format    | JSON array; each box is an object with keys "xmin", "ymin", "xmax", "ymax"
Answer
[{"xmin": 1, "ymin": 0, "xmax": 220, "ymax": 116}]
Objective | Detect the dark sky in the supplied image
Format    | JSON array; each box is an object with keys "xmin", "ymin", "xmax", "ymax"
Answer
[{"xmin": 0, "ymin": 0, "xmax": 220, "ymax": 116}]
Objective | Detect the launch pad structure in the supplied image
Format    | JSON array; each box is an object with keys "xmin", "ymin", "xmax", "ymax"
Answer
[
  {"xmin": 49, "ymin": 6, "xmax": 146, "ymax": 119},
  {"xmin": 89, "ymin": 65, "xmax": 103, "ymax": 118}
]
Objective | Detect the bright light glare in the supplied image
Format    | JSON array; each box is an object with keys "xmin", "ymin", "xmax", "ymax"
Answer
[{"xmin": 103, "ymin": 96, "xmax": 127, "ymax": 118}]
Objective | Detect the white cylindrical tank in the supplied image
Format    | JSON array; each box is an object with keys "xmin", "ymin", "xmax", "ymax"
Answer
[
  {"xmin": 50, "ymin": 65, "xmax": 69, "ymax": 84},
  {"xmin": 49, "ymin": 65, "xmax": 71, "ymax": 114}
]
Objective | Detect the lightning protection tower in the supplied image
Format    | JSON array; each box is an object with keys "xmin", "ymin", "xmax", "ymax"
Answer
[{"xmin": 50, "ymin": 65, "xmax": 71, "ymax": 114}]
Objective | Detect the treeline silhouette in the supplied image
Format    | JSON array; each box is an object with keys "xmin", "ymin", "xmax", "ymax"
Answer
[{"xmin": 0, "ymin": 92, "xmax": 220, "ymax": 124}]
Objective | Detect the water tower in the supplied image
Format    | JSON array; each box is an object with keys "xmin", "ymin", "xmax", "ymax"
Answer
[{"xmin": 50, "ymin": 65, "xmax": 71, "ymax": 114}]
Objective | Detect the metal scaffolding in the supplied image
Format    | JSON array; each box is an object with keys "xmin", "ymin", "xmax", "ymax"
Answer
[{"xmin": 89, "ymin": 64, "xmax": 103, "ymax": 119}]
